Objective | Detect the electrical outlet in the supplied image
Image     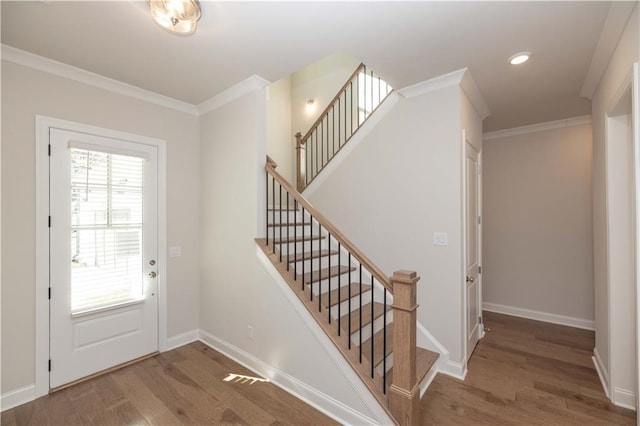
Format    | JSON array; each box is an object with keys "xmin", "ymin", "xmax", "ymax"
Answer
[{"xmin": 247, "ymin": 325, "xmax": 254, "ymax": 340}]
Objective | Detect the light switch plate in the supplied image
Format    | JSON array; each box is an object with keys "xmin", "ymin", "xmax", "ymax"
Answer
[
  {"xmin": 433, "ymin": 232, "xmax": 448, "ymax": 246},
  {"xmin": 169, "ymin": 246, "xmax": 182, "ymax": 257}
]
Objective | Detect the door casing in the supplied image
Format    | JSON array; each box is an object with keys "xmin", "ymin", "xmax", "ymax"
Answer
[{"xmin": 34, "ymin": 115, "xmax": 168, "ymax": 397}]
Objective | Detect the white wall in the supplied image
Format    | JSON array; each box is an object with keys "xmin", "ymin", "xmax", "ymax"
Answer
[
  {"xmin": 291, "ymin": 53, "xmax": 361, "ymax": 137},
  {"xmin": 482, "ymin": 122, "xmax": 594, "ymax": 324},
  {"xmin": 266, "ymin": 76, "xmax": 294, "ymax": 184},
  {"xmin": 592, "ymin": 3, "xmax": 639, "ymax": 392},
  {"xmin": 198, "ymin": 86, "xmax": 388, "ymax": 423},
  {"xmin": 306, "ymin": 85, "xmax": 470, "ymax": 365},
  {"xmin": 1, "ymin": 61, "xmax": 201, "ymax": 394}
]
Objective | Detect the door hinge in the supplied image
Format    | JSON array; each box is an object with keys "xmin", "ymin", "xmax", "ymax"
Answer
[
  {"xmin": 48, "ymin": 287, "xmax": 51, "ymax": 300},
  {"xmin": 478, "ymin": 216, "xmax": 481, "ymax": 224},
  {"xmin": 48, "ymin": 216, "xmax": 51, "ymax": 228},
  {"xmin": 48, "ymin": 359, "xmax": 51, "ymax": 372},
  {"xmin": 479, "ymin": 266, "xmax": 482, "ymax": 274},
  {"xmin": 48, "ymin": 144, "xmax": 51, "ymax": 156},
  {"xmin": 479, "ymin": 316, "xmax": 483, "ymax": 324}
]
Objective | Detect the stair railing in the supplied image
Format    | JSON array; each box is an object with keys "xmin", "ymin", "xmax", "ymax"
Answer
[
  {"xmin": 265, "ymin": 158, "xmax": 420, "ymax": 424},
  {"xmin": 295, "ymin": 64, "xmax": 393, "ymax": 192}
]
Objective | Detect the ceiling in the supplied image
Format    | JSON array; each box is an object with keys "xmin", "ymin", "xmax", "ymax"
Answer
[{"xmin": 0, "ymin": 1, "xmax": 628, "ymax": 131}]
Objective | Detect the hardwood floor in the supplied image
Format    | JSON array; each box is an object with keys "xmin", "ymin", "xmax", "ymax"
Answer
[
  {"xmin": 3, "ymin": 313, "xmax": 637, "ymax": 425},
  {"xmin": 421, "ymin": 311, "xmax": 637, "ymax": 425},
  {"xmin": 1, "ymin": 342, "xmax": 338, "ymax": 425}
]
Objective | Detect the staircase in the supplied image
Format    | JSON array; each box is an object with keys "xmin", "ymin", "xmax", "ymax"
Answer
[
  {"xmin": 295, "ymin": 63, "xmax": 394, "ymax": 192},
  {"xmin": 258, "ymin": 156, "xmax": 439, "ymax": 425}
]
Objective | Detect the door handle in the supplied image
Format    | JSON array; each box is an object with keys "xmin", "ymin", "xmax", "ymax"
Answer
[
  {"xmin": 466, "ymin": 276, "xmax": 474, "ymax": 283},
  {"xmin": 149, "ymin": 271, "xmax": 157, "ymax": 278}
]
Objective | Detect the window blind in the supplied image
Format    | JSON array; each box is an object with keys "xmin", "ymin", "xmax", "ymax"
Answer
[{"xmin": 70, "ymin": 148, "xmax": 145, "ymax": 313}]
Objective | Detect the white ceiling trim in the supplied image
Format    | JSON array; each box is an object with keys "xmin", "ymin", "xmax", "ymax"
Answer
[
  {"xmin": 483, "ymin": 115, "xmax": 592, "ymax": 140},
  {"xmin": 579, "ymin": 2, "xmax": 637, "ymax": 99},
  {"xmin": 397, "ymin": 67, "xmax": 490, "ymax": 120},
  {"xmin": 397, "ymin": 68, "xmax": 465, "ymax": 99},
  {"xmin": 196, "ymin": 75, "xmax": 271, "ymax": 116},
  {"xmin": 460, "ymin": 69, "xmax": 491, "ymax": 120},
  {"xmin": 1, "ymin": 44, "xmax": 199, "ymax": 116}
]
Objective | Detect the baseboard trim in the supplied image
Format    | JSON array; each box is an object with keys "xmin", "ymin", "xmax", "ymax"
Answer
[
  {"xmin": 166, "ymin": 329, "xmax": 199, "ymax": 351},
  {"xmin": 483, "ymin": 302, "xmax": 595, "ymax": 330},
  {"xmin": 1, "ymin": 385, "xmax": 35, "ymax": 412},
  {"xmin": 612, "ymin": 387, "xmax": 636, "ymax": 411},
  {"xmin": 198, "ymin": 330, "xmax": 377, "ymax": 426},
  {"xmin": 592, "ymin": 347, "xmax": 610, "ymax": 398},
  {"xmin": 442, "ymin": 360, "xmax": 467, "ymax": 380}
]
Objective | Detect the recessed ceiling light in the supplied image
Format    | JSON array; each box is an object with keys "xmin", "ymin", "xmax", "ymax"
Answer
[{"xmin": 509, "ymin": 52, "xmax": 532, "ymax": 65}]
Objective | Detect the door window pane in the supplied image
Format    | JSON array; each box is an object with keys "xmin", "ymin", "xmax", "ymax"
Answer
[{"xmin": 70, "ymin": 148, "xmax": 144, "ymax": 313}]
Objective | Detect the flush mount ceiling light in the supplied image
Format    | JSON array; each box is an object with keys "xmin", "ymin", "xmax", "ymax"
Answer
[
  {"xmin": 509, "ymin": 52, "xmax": 532, "ymax": 65},
  {"xmin": 147, "ymin": 0, "xmax": 201, "ymax": 36}
]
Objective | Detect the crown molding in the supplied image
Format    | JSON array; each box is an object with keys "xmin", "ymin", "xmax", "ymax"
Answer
[
  {"xmin": 459, "ymin": 69, "xmax": 490, "ymax": 120},
  {"xmin": 398, "ymin": 67, "xmax": 490, "ymax": 120},
  {"xmin": 197, "ymin": 75, "xmax": 271, "ymax": 115},
  {"xmin": 483, "ymin": 115, "xmax": 592, "ymax": 140},
  {"xmin": 397, "ymin": 68, "xmax": 466, "ymax": 99},
  {"xmin": 2, "ymin": 44, "xmax": 199, "ymax": 116},
  {"xmin": 579, "ymin": 2, "xmax": 637, "ymax": 99}
]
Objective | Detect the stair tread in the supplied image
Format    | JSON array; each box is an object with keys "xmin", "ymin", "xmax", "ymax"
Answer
[
  {"xmin": 340, "ymin": 302, "xmax": 391, "ymax": 333},
  {"xmin": 385, "ymin": 347, "xmax": 439, "ymax": 391},
  {"xmin": 360, "ymin": 323, "xmax": 394, "ymax": 367},
  {"xmin": 272, "ymin": 235, "xmax": 324, "ymax": 244},
  {"xmin": 320, "ymin": 283, "xmax": 372, "ymax": 308},
  {"xmin": 300, "ymin": 265, "xmax": 355, "ymax": 284},
  {"xmin": 287, "ymin": 250, "xmax": 338, "ymax": 263}
]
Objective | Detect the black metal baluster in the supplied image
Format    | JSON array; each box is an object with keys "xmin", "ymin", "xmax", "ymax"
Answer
[
  {"xmin": 272, "ymin": 176, "xmax": 275, "ymax": 254},
  {"xmin": 348, "ymin": 253, "xmax": 352, "ymax": 349},
  {"xmin": 332, "ymin": 102, "xmax": 336, "ymax": 156},
  {"xmin": 318, "ymin": 220, "xmax": 322, "ymax": 312},
  {"xmin": 350, "ymin": 80, "xmax": 354, "ymax": 137},
  {"xmin": 265, "ymin": 170, "xmax": 269, "ymax": 246},
  {"xmin": 286, "ymin": 192, "xmax": 289, "ymax": 271},
  {"xmin": 310, "ymin": 215, "xmax": 314, "ymax": 302},
  {"xmin": 293, "ymin": 199, "xmax": 297, "ymax": 279},
  {"xmin": 328, "ymin": 234, "xmax": 332, "ymax": 323},
  {"xmin": 337, "ymin": 242, "xmax": 341, "ymax": 334},
  {"xmin": 359, "ymin": 264, "xmax": 363, "ymax": 363},
  {"xmin": 279, "ymin": 184, "xmax": 282, "ymax": 262},
  {"xmin": 383, "ymin": 287, "xmax": 387, "ymax": 394},
  {"xmin": 371, "ymin": 274, "xmax": 374, "ymax": 378},
  {"xmin": 302, "ymin": 207, "xmax": 306, "ymax": 290}
]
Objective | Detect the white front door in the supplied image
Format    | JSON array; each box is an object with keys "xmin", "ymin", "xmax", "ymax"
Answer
[
  {"xmin": 465, "ymin": 141, "xmax": 481, "ymax": 361},
  {"xmin": 49, "ymin": 128, "xmax": 159, "ymax": 388}
]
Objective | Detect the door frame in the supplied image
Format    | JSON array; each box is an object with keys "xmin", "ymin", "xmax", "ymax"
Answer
[
  {"xmin": 34, "ymin": 115, "xmax": 168, "ymax": 398},
  {"xmin": 462, "ymin": 129, "xmax": 483, "ymax": 364}
]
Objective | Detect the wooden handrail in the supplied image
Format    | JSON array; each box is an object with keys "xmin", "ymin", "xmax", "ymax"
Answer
[
  {"xmin": 266, "ymin": 159, "xmax": 392, "ymax": 292},
  {"xmin": 266, "ymin": 155, "xmax": 278, "ymax": 168},
  {"xmin": 301, "ymin": 63, "xmax": 365, "ymax": 142}
]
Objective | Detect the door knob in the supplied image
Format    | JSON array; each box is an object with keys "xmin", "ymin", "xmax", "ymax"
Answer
[
  {"xmin": 466, "ymin": 276, "xmax": 474, "ymax": 283},
  {"xmin": 149, "ymin": 271, "xmax": 157, "ymax": 278}
]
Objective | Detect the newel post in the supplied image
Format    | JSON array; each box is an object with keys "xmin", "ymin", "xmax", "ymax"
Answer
[
  {"xmin": 295, "ymin": 132, "xmax": 305, "ymax": 192},
  {"xmin": 389, "ymin": 270, "xmax": 420, "ymax": 426}
]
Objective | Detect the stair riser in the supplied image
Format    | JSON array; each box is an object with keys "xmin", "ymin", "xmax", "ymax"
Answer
[
  {"xmin": 267, "ymin": 225, "xmax": 312, "ymax": 236},
  {"xmin": 290, "ymin": 255, "xmax": 342, "ymax": 271},
  {"xmin": 274, "ymin": 240, "xmax": 327, "ymax": 255},
  {"xmin": 327, "ymin": 291, "xmax": 373, "ymax": 317},
  {"xmin": 266, "ymin": 210, "xmax": 303, "ymax": 224},
  {"xmin": 350, "ymin": 312, "xmax": 393, "ymax": 344},
  {"xmin": 375, "ymin": 352, "xmax": 394, "ymax": 376}
]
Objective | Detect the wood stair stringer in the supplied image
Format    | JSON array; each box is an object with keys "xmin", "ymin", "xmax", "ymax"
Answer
[{"xmin": 256, "ymin": 238, "xmax": 398, "ymax": 423}]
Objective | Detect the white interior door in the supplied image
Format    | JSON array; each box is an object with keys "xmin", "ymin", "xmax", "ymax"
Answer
[
  {"xmin": 465, "ymin": 141, "xmax": 481, "ymax": 361},
  {"xmin": 49, "ymin": 128, "xmax": 159, "ymax": 388}
]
